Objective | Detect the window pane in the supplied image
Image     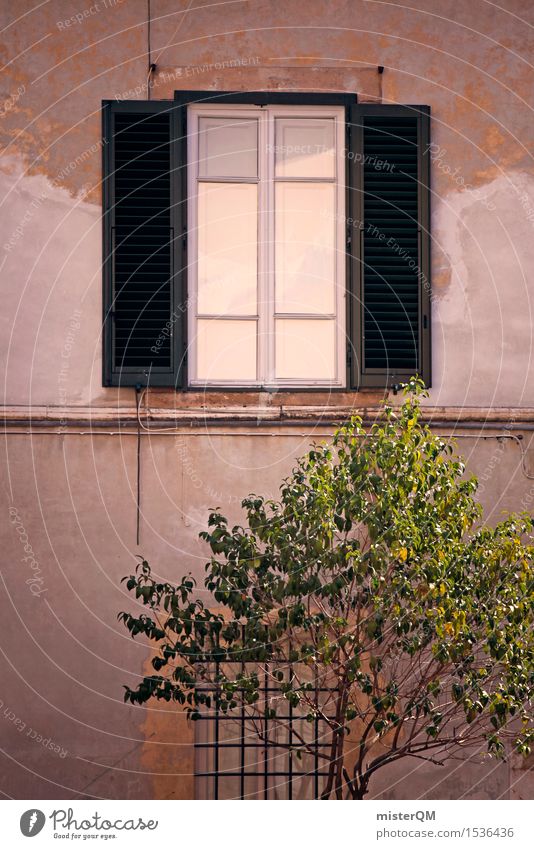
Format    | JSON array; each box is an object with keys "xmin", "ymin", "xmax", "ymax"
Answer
[
  {"xmin": 275, "ymin": 183, "xmax": 336, "ymax": 314},
  {"xmin": 197, "ymin": 183, "xmax": 258, "ymax": 315},
  {"xmin": 275, "ymin": 118, "xmax": 335, "ymax": 178},
  {"xmin": 198, "ymin": 117, "xmax": 258, "ymax": 178},
  {"xmin": 275, "ymin": 319, "xmax": 336, "ymax": 379},
  {"xmin": 197, "ymin": 319, "xmax": 257, "ymax": 380}
]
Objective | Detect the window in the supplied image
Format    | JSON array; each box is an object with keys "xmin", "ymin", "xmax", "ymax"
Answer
[
  {"xmin": 188, "ymin": 105, "xmax": 345, "ymax": 386},
  {"xmin": 102, "ymin": 93, "xmax": 430, "ymax": 389}
]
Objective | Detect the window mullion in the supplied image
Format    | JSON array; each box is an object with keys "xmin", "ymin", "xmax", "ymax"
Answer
[
  {"xmin": 256, "ymin": 108, "xmax": 267, "ymax": 385},
  {"xmin": 265, "ymin": 108, "xmax": 276, "ymax": 385}
]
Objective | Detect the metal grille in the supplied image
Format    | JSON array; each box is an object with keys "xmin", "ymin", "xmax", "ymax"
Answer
[{"xmin": 194, "ymin": 663, "xmax": 336, "ymax": 800}]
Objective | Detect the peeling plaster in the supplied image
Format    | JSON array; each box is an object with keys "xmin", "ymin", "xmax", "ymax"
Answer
[{"xmin": 428, "ymin": 170, "xmax": 534, "ymax": 407}]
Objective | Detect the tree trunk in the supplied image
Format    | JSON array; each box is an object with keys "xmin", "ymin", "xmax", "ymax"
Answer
[
  {"xmin": 321, "ymin": 727, "xmax": 343, "ymax": 799},
  {"xmin": 345, "ymin": 772, "xmax": 370, "ymax": 799},
  {"xmin": 321, "ymin": 685, "xmax": 349, "ymax": 799}
]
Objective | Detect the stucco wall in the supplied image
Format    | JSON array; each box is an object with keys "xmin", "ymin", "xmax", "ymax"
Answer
[
  {"xmin": 1, "ymin": 0, "xmax": 534, "ymax": 407},
  {"xmin": 2, "ymin": 426, "xmax": 534, "ymax": 799},
  {"xmin": 1, "ymin": 0, "xmax": 533, "ymax": 799}
]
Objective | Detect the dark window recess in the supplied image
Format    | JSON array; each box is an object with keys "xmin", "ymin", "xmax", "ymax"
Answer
[
  {"xmin": 113, "ymin": 111, "xmax": 172, "ymax": 370},
  {"xmin": 362, "ymin": 117, "xmax": 419, "ymax": 371}
]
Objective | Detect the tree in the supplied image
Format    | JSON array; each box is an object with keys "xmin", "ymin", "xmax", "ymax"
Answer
[{"xmin": 119, "ymin": 378, "xmax": 534, "ymax": 799}]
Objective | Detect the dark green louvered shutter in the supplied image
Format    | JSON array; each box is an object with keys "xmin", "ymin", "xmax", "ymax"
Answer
[
  {"xmin": 102, "ymin": 101, "xmax": 186, "ymax": 387},
  {"xmin": 348, "ymin": 105, "xmax": 430, "ymax": 388}
]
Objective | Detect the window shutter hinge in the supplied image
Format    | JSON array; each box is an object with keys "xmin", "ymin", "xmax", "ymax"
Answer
[{"xmin": 346, "ymin": 342, "xmax": 352, "ymax": 368}]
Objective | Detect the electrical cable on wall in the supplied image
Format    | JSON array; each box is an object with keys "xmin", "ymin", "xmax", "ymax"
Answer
[
  {"xmin": 153, "ymin": 0, "xmax": 196, "ymax": 68},
  {"xmin": 135, "ymin": 386, "xmax": 142, "ymax": 545},
  {"xmin": 147, "ymin": 0, "xmax": 195, "ymax": 98},
  {"xmin": 147, "ymin": 0, "xmax": 155, "ymax": 99},
  {"xmin": 378, "ymin": 65, "xmax": 384, "ymax": 102}
]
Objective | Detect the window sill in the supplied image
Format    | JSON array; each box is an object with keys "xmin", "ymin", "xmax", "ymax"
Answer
[{"xmin": 144, "ymin": 387, "xmax": 385, "ymax": 411}]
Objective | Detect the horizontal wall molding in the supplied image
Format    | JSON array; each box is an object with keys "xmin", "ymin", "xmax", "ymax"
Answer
[{"xmin": 2, "ymin": 405, "xmax": 534, "ymax": 429}]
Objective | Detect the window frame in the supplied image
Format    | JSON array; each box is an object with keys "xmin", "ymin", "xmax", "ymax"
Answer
[
  {"xmin": 175, "ymin": 90, "xmax": 356, "ymax": 391},
  {"xmin": 187, "ymin": 102, "xmax": 347, "ymax": 388}
]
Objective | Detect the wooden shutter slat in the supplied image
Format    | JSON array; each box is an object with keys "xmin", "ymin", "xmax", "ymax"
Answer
[
  {"xmin": 348, "ymin": 104, "xmax": 431, "ymax": 387},
  {"xmin": 103, "ymin": 101, "xmax": 185, "ymax": 386},
  {"xmin": 363, "ymin": 110, "xmax": 420, "ymax": 372}
]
